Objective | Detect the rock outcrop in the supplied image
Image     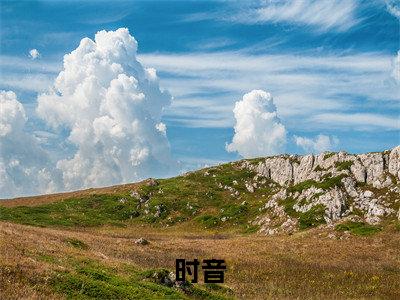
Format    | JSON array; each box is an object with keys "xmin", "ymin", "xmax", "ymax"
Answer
[
  {"xmin": 246, "ymin": 146, "xmax": 400, "ymax": 188},
  {"xmin": 242, "ymin": 146, "xmax": 400, "ymax": 235}
]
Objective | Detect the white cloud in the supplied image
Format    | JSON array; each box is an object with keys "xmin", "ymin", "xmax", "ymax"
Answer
[
  {"xmin": 0, "ymin": 91, "xmax": 26, "ymax": 137},
  {"xmin": 189, "ymin": 38, "xmax": 236, "ymax": 51},
  {"xmin": 386, "ymin": 0, "xmax": 400, "ymax": 19},
  {"xmin": 29, "ymin": 48, "xmax": 40, "ymax": 60},
  {"xmin": 155, "ymin": 122, "xmax": 167, "ymax": 135},
  {"xmin": 0, "ymin": 90, "xmax": 62, "ymax": 198},
  {"xmin": 139, "ymin": 51, "xmax": 398, "ymax": 129},
  {"xmin": 310, "ymin": 113, "xmax": 400, "ymax": 131},
  {"xmin": 392, "ymin": 50, "xmax": 400, "ymax": 83},
  {"xmin": 37, "ymin": 28, "xmax": 174, "ymax": 191},
  {"xmin": 187, "ymin": 0, "xmax": 359, "ymax": 32},
  {"xmin": 1, "ymin": 73, "xmax": 54, "ymax": 93},
  {"xmin": 226, "ymin": 89, "xmax": 287, "ymax": 158},
  {"xmin": 0, "ymin": 55, "xmax": 60, "ymax": 73},
  {"xmin": 294, "ymin": 134, "xmax": 339, "ymax": 153}
]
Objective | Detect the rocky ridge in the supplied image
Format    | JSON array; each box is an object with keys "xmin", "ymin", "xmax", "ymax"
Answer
[{"xmin": 239, "ymin": 146, "xmax": 400, "ymax": 235}]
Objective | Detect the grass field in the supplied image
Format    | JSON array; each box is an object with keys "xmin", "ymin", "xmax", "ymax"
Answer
[
  {"xmin": 1, "ymin": 220, "xmax": 400, "ymax": 299},
  {"xmin": 1, "ymin": 161, "xmax": 400, "ymax": 299}
]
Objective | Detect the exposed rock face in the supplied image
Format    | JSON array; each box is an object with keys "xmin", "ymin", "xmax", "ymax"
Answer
[
  {"xmin": 317, "ymin": 187, "xmax": 348, "ymax": 222},
  {"xmin": 255, "ymin": 157, "xmax": 293, "ymax": 186},
  {"xmin": 246, "ymin": 146, "xmax": 400, "ymax": 189},
  {"xmin": 293, "ymin": 154, "xmax": 314, "ymax": 184},
  {"xmin": 243, "ymin": 146, "xmax": 400, "ymax": 235},
  {"xmin": 389, "ymin": 147, "xmax": 400, "ymax": 179}
]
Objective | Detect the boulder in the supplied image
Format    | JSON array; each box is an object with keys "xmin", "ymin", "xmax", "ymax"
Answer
[
  {"xmin": 146, "ymin": 178, "xmax": 159, "ymax": 186},
  {"xmin": 135, "ymin": 238, "xmax": 149, "ymax": 245},
  {"xmin": 149, "ymin": 269, "xmax": 175, "ymax": 287},
  {"xmin": 363, "ymin": 190, "xmax": 373, "ymax": 198},
  {"xmin": 130, "ymin": 190, "xmax": 140, "ymax": 199}
]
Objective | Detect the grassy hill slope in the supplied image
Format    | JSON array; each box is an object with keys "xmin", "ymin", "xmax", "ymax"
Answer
[{"xmin": 1, "ymin": 156, "xmax": 400, "ymax": 299}]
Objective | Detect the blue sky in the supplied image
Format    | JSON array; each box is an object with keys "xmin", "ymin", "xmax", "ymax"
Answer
[{"xmin": 0, "ymin": 0, "xmax": 399, "ymax": 197}]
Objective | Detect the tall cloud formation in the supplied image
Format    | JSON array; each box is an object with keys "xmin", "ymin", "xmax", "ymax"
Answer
[
  {"xmin": 37, "ymin": 28, "xmax": 174, "ymax": 191},
  {"xmin": 294, "ymin": 134, "xmax": 339, "ymax": 154},
  {"xmin": 226, "ymin": 90, "xmax": 287, "ymax": 158},
  {"xmin": 0, "ymin": 91, "xmax": 61, "ymax": 198}
]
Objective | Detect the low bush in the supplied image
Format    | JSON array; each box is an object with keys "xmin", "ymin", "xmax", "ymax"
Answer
[{"xmin": 335, "ymin": 221, "xmax": 381, "ymax": 236}]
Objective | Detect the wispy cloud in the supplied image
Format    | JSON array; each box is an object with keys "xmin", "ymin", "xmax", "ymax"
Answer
[
  {"xmin": 79, "ymin": 10, "xmax": 131, "ymax": 25},
  {"xmin": 310, "ymin": 113, "xmax": 400, "ymax": 130},
  {"xmin": 184, "ymin": 0, "xmax": 361, "ymax": 32},
  {"xmin": 0, "ymin": 55, "xmax": 61, "ymax": 73},
  {"xmin": 187, "ymin": 38, "xmax": 237, "ymax": 51},
  {"xmin": 0, "ymin": 74, "xmax": 54, "ymax": 93},
  {"xmin": 0, "ymin": 55, "xmax": 60, "ymax": 92},
  {"xmin": 139, "ymin": 51, "xmax": 399, "ymax": 129},
  {"xmin": 233, "ymin": 0, "xmax": 360, "ymax": 32}
]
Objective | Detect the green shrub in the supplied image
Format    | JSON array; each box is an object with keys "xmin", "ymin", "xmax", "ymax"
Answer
[
  {"xmin": 335, "ymin": 221, "xmax": 381, "ymax": 236},
  {"xmin": 335, "ymin": 161, "xmax": 353, "ymax": 171},
  {"xmin": 289, "ymin": 175, "xmax": 345, "ymax": 193},
  {"xmin": 220, "ymin": 204, "xmax": 248, "ymax": 220},
  {"xmin": 195, "ymin": 215, "xmax": 220, "ymax": 228},
  {"xmin": 279, "ymin": 199, "xmax": 326, "ymax": 230},
  {"xmin": 298, "ymin": 204, "xmax": 326, "ymax": 229},
  {"xmin": 288, "ymin": 180, "xmax": 316, "ymax": 193},
  {"xmin": 324, "ymin": 152, "xmax": 336, "ymax": 160},
  {"xmin": 65, "ymin": 238, "xmax": 89, "ymax": 250},
  {"xmin": 281, "ymin": 198, "xmax": 297, "ymax": 217},
  {"xmin": 314, "ymin": 165, "xmax": 324, "ymax": 172}
]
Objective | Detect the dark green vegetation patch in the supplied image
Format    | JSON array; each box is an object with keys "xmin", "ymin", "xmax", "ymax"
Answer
[
  {"xmin": 65, "ymin": 238, "xmax": 89, "ymax": 250},
  {"xmin": 280, "ymin": 198, "xmax": 326, "ymax": 229},
  {"xmin": 323, "ymin": 152, "xmax": 336, "ymax": 160},
  {"xmin": 335, "ymin": 221, "xmax": 382, "ymax": 236},
  {"xmin": 334, "ymin": 161, "xmax": 353, "ymax": 171},
  {"xmin": 51, "ymin": 260, "xmax": 230, "ymax": 300},
  {"xmin": 288, "ymin": 174, "xmax": 346, "ymax": 193},
  {"xmin": 0, "ymin": 194, "xmax": 140, "ymax": 227}
]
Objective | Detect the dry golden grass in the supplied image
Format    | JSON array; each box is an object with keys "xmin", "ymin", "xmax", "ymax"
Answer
[{"xmin": 1, "ymin": 220, "xmax": 399, "ymax": 299}]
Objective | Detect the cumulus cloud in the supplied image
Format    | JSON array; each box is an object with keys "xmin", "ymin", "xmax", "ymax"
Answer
[
  {"xmin": 226, "ymin": 89, "xmax": 287, "ymax": 158},
  {"xmin": 29, "ymin": 48, "xmax": 40, "ymax": 59},
  {"xmin": 36, "ymin": 28, "xmax": 174, "ymax": 191},
  {"xmin": 0, "ymin": 90, "xmax": 62, "ymax": 198},
  {"xmin": 294, "ymin": 134, "xmax": 339, "ymax": 153}
]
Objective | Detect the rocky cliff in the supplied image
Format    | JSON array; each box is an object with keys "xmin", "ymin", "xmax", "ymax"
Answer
[{"xmin": 239, "ymin": 146, "xmax": 400, "ymax": 235}]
